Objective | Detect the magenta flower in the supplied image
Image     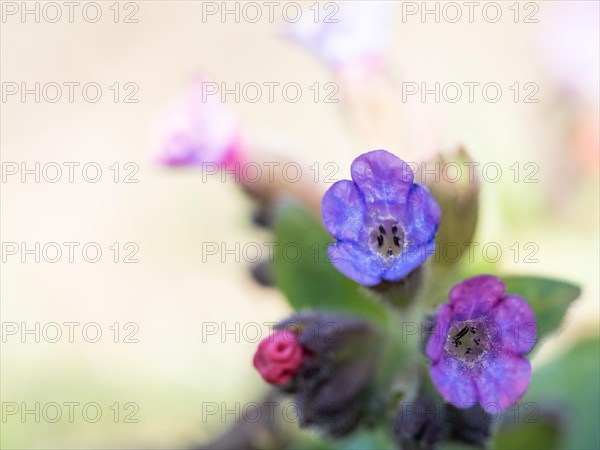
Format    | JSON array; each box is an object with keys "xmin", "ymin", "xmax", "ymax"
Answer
[
  {"xmin": 253, "ymin": 330, "xmax": 304, "ymax": 385},
  {"xmin": 322, "ymin": 150, "xmax": 441, "ymax": 286},
  {"xmin": 154, "ymin": 75, "xmax": 242, "ymax": 168},
  {"xmin": 284, "ymin": 3, "xmax": 394, "ymax": 79},
  {"xmin": 426, "ymin": 275, "xmax": 537, "ymax": 413}
]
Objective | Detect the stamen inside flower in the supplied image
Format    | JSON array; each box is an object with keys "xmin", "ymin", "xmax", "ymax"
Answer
[
  {"xmin": 370, "ymin": 220, "xmax": 405, "ymax": 259},
  {"xmin": 445, "ymin": 320, "xmax": 490, "ymax": 365}
]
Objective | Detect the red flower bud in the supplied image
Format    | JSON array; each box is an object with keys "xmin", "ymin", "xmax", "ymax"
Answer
[{"xmin": 253, "ymin": 330, "xmax": 304, "ymax": 385}]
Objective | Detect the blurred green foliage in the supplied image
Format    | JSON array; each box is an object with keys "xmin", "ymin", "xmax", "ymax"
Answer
[{"xmin": 503, "ymin": 276, "xmax": 581, "ymax": 343}]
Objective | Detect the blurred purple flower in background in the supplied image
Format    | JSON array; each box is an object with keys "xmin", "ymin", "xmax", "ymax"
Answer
[
  {"xmin": 284, "ymin": 2, "xmax": 395, "ymax": 80},
  {"xmin": 154, "ymin": 75, "xmax": 243, "ymax": 168},
  {"xmin": 322, "ymin": 150, "xmax": 440, "ymax": 286},
  {"xmin": 537, "ymin": 1, "xmax": 600, "ymax": 103},
  {"xmin": 426, "ymin": 275, "xmax": 537, "ymax": 413}
]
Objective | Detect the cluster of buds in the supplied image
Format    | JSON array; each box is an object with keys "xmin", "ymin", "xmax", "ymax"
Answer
[
  {"xmin": 253, "ymin": 312, "xmax": 381, "ymax": 437},
  {"xmin": 394, "ymin": 398, "xmax": 492, "ymax": 449}
]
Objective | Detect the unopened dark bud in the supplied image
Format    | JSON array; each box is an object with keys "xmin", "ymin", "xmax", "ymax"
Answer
[
  {"xmin": 393, "ymin": 396, "xmax": 448, "ymax": 450},
  {"xmin": 446, "ymin": 404, "xmax": 492, "ymax": 448},
  {"xmin": 250, "ymin": 260, "xmax": 275, "ymax": 287},
  {"xmin": 274, "ymin": 312, "xmax": 381, "ymax": 437}
]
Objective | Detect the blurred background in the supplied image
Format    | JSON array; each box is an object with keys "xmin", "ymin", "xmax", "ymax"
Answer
[{"xmin": 1, "ymin": 1, "xmax": 598, "ymax": 448}]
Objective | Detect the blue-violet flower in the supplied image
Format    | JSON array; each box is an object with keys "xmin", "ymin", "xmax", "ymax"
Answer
[
  {"xmin": 426, "ymin": 275, "xmax": 537, "ymax": 413},
  {"xmin": 322, "ymin": 149, "xmax": 441, "ymax": 286}
]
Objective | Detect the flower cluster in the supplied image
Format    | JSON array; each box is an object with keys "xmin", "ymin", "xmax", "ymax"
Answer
[
  {"xmin": 248, "ymin": 151, "xmax": 539, "ymax": 438},
  {"xmin": 248, "ymin": 150, "xmax": 540, "ymax": 447}
]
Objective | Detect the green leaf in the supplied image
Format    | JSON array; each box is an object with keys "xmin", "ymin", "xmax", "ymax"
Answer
[
  {"xmin": 503, "ymin": 276, "xmax": 580, "ymax": 342},
  {"xmin": 437, "ymin": 443, "xmax": 483, "ymax": 450},
  {"xmin": 338, "ymin": 427, "xmax": 396, "ymax": 449},
  {"xmin": 288, "ymin": 430, "xmax": 337, "ymax": 450},
  {"xmin": 289, "ymin": 427, "xmax": 396, "ymax": 450},
  {"xmin": 494, "ymin": 419, "xmax": 561, "ymax": 450},
  {"xmin": 273, "ymin": 201, "xmax": 388, "ymax": 325}
]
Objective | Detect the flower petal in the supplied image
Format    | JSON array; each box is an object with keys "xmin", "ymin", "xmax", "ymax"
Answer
[
  {"xmin": 382, "ymin": 240, "xmax": 435, "ymax": 282},
  {"xmin": 322, "ymin": 180, "xmax": 366, "ymax": 241},
  {"xmin": 350, "ymin": 150, "xmax": 414, "ymax": 214},
  {"xmin": 158, "ymin": 132, "xmax": 201, "ymax": 166},
  {"xmin": 491, "ymin": 294, "xmax": 537, "ymax": 355},
  {"xmin": 475, "ymin": 355, "xmax": 531, "ymax": 413},
  {"xmin": 426, "ymin": 304, "xmax": 453, "ymax": 363},
  {"xmin": 399, "ymin": 184, "xmax": 441, "ymax": 245},
  {"xmin": 429, "ymin": 356, "xmax": 478, "ymax": 408},
  {"xmin": 449, "ymin": 275, "xmax": 505, "ymax": 320},
  {"xmin": 327, "ymin": 242, "xmax": 383, "ymax": 286}
]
